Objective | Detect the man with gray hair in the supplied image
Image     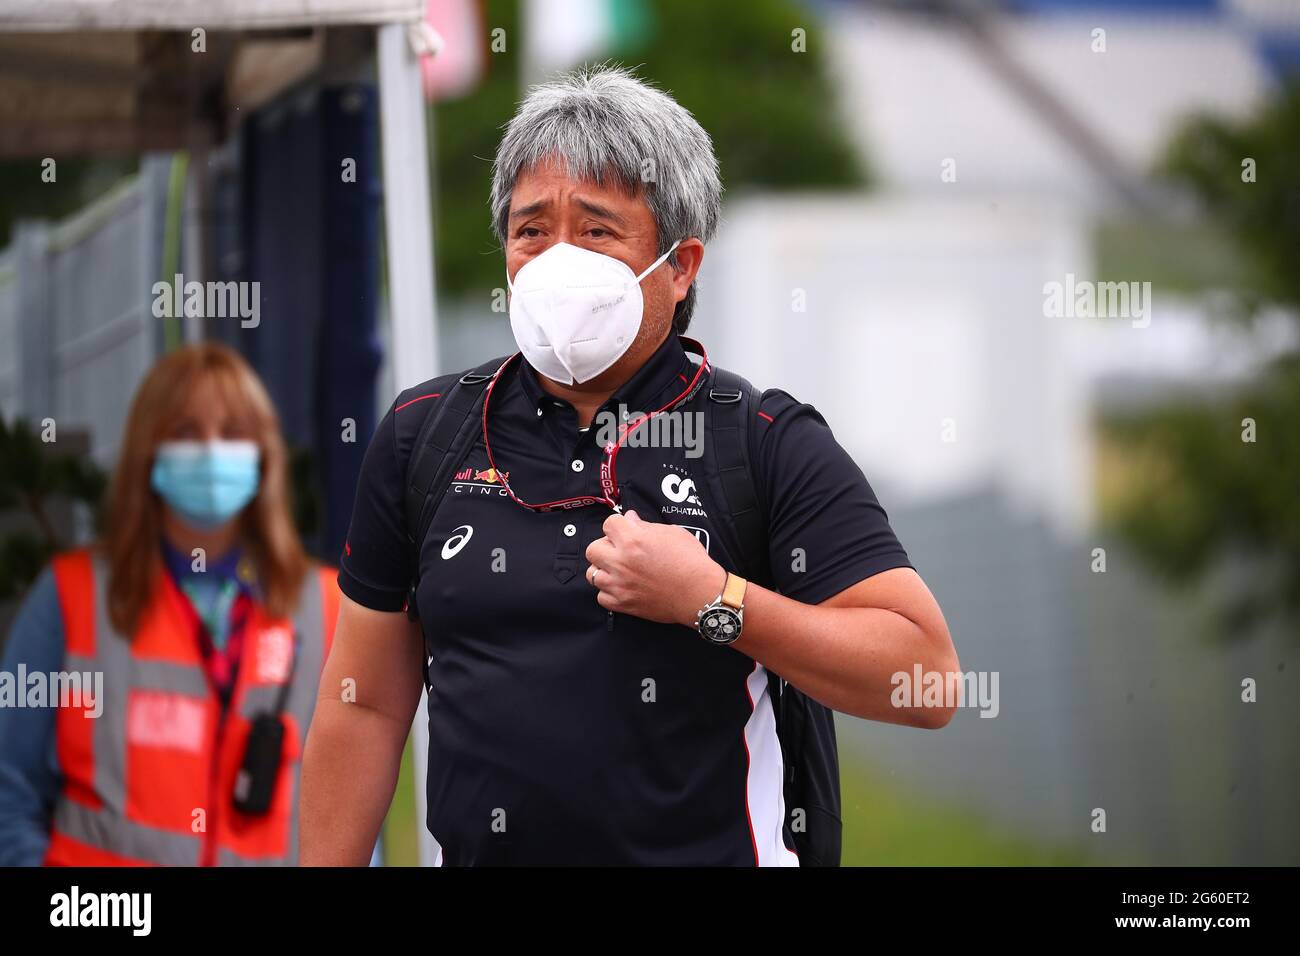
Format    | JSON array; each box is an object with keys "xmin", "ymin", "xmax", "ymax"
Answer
[{"xmin": 303, "ymin": 65, "xmax": 957, "ymax": 866}]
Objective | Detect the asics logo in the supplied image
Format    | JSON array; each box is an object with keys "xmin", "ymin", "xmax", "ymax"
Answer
[{"xmin": 441, "ymin": 525, "xmax": 474, "ymax": 559}]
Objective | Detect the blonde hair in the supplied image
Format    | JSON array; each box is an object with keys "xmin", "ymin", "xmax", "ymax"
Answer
[{"xmin": 100, "ymin": 343, "xmax": 309, "ymax": 635}]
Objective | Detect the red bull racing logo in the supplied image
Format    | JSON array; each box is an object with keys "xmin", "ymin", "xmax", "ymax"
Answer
[
  {"xmin": 451, "ymin": 465, "xmax": 510, "ymax": 497},
  {"xmin": 453, "ymin": 466, "xmax": 509, "ymax": 484}
]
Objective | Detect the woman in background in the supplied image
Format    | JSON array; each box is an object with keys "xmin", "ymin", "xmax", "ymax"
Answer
[{"xmin": 0, "ymin": 343, "xmax": 340, "ymax": 865}]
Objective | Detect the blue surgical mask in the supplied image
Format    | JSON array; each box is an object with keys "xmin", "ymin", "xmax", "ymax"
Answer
[{"xmin": 150, "ymin": 440, "xmax": 261, "ymax": 530}]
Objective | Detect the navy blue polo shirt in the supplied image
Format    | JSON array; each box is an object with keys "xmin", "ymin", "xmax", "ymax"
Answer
[{"xmin": 338, "ymin": 332, "xmax": 912, "ymax": 865}]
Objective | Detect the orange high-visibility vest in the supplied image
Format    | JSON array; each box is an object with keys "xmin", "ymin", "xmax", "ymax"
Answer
[{"xmin": 44, "ymin": 548, "xmax": 338, "ymax": 866}]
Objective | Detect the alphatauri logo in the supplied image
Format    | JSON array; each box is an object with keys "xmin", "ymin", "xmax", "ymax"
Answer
[
  {"xmin": 661, "ymin": 473, "xmax": 701, "ymax": 506},
  {"xmin": 441, "ymin": 525, "xmax": 474, "ymax": 559},
  {"xmin": 660, "ymin": 465, "xmax": 707, "ymax": 520}
]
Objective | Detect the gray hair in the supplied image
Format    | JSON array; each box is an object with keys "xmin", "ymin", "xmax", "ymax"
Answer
[{"xmin": 490, "ymin": 64, "xmax": 722, "ymax": 333}]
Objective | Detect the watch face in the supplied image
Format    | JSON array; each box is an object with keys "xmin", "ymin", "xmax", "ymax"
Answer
[{"xmin": 700, "ymin": 606, "xmax": 742, "ymax": 644}]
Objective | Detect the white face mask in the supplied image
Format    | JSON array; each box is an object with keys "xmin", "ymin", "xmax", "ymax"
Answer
[{"xmin": 506, "ymin": 239, "xmax": 681, "ymax": 385}]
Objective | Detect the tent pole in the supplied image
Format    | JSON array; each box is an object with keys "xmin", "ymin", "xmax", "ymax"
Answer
[
  {"xmin": 378, "ymin": 21, "xmax": 440, "ymax": 389},
  {"xmin": 377, "ymin": 20, "xmax": 440, "ymax": 868}
]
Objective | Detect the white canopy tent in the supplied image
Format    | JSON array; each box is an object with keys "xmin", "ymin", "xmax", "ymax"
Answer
[
  {"xmin": 0, "ymin": 1, "xmax": 425, "ymax": 30},
  {"xmin": 1, "ymin": 0, "xmax": 442, "ymax": 864}
]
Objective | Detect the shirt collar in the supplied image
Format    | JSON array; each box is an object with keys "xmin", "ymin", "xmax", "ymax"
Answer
[
  {"xmin": 516, "ymin": 333, "xmax": 695, "ymax": 419},
  {"xmin": 160, "ymin": 539, "xmax": 255, "ymax": 594}
]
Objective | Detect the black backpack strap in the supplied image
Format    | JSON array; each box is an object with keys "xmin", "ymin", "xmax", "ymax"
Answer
[
  {"xmin": 700, "ymin": 364, "xmax": 841, "ymax": 866},
  {"xmin": 701, "ymin": 365, "xmax": 793, "ymax": 765},
  {"xmin": 402, "ymin": 355, "xmax": 510, "ymax": 616},
  {"xmin": 701, "ymin": 364, "xmax": 782, "ymax": 694},
  {"xmin": 700, "ymin": 366, "xmax": 768, "ymax": 583}
]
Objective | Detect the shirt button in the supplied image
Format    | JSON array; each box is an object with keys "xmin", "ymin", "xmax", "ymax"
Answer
[
  {"xmin": 563, "ymin": 523, "xmax": 577, "ymax": 537},
  {"xmin": 536, "ymin": 407, "xmax": 543, "ymax": 417},
  {"xmin": 571, "ymin": 459, "xmax": 584, "ymax": 472}
]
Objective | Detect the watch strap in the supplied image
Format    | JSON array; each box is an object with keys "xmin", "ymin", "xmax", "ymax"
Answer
[{"xmin": 721, "ymin": 572, "xmax": 747, "ymax": 610}]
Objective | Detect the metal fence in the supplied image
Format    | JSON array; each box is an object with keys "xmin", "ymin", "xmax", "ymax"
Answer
[
  {"xmin": 0, "ymin": 157, "xmax": 170, "ymax": 467},
  {"xmin": 842, "ymin": 489, "xmax": 1300, "ymax": 865}
]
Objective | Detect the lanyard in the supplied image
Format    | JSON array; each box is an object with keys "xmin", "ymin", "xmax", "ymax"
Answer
[
  {"xmin": 178, "ymin": 577, "xmax": 240, "ymax": 651},
  {"xmin": 481, "ymin": 336, "xmax": 711, "ymax": 514}
]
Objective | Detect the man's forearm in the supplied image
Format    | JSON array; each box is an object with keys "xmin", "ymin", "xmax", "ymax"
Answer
[
  {"xmin": 731, "ymin": 582, "xmax": 958, "ymax": 725},
  {"xmin": 300, "ymin": 698, "xmax": 409, "ymax": 866},
  {"xmin": 590, "ymin": 516, "xmax": 959, "ymax": 725}
]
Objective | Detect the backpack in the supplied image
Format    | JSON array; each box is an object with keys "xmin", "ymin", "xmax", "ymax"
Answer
[{"xmin": 401, "ymin": 354, "xmax": 843, "ymax": 867}]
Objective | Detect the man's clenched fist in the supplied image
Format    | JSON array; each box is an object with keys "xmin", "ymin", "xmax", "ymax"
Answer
[{"xmin": 584, "ymin": 510, "xmax": 726, "ymax": 628}]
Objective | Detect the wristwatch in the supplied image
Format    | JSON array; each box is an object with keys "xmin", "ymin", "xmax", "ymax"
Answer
[{"xmin": 695, "ymin": 572, "xmax": 747, "ymax": 645}]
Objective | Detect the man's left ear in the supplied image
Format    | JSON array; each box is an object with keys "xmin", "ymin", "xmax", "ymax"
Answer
[{"xmin": 670, "ymin": 238, "xmax": 705, "ymax": 299}]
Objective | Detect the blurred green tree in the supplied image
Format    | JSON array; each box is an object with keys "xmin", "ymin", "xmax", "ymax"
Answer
[
  {"xmin": 429, "ymin": 0, "xmax": 866, "ymax": 300},
  {"xmin": 0, "ymin": 157, "xmax": 137, "ymax": 248},
  {"xmin": 1103, "ymin": 83, "xmax": 1300, "ymax": 636},
  {"xmin": 0, "ymin": 418, "xmax": 107, "ymax": 600}
]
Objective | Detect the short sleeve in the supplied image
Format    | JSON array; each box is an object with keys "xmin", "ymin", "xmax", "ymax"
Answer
[
  {"xmin": 337, "ymin": 398, "xmax": 413, "ymax": 612},
  {"xmin": 756, "ymin": 389, "xmax": 913, "ymax": 605}
]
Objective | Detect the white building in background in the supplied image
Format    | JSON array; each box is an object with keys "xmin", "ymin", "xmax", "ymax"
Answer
[
  {"xmin": 696, "ymin": 193, "xmax": 1095, "ymax": 537},
  {"xmin": 693, "ymin": 5, "xmax": 1286, "ymax": 539}
]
